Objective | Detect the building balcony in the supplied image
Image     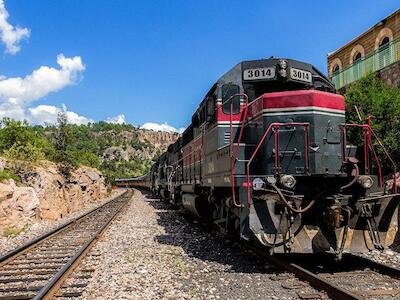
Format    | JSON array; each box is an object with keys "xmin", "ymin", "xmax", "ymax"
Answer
[{"xmin": 331, "ymin": 38, "xmax": 400, "ymax": 90}]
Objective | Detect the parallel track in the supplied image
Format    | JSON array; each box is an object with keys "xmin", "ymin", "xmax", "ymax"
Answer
[
  {"xmin": 251, "ymin": 246, "xmax": 400, "ymax": 299},
  {"xmin": 0, "ymin": 190, "xmax": 132, "ymax": 300}
]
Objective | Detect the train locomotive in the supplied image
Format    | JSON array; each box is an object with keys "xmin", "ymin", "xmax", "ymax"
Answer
[{"xmin": 118, "ymin": 58, "xmax": 399, "ymax": 257}]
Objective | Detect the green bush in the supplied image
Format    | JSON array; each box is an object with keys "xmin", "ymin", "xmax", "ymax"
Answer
[
  {"xmin": 345, "ymin": 74, "xmax": 400, "ymax": 173},
  {"xmin": 4, "ymin": 142, "xmax": 45, "ymax": 162},
  {"xmin": 0, "ymin": 169, "xmax": 21, "ymax": 183},
  {"xmin": 0, "ymin": 118, "xmax": 50, "ymax": 163}
]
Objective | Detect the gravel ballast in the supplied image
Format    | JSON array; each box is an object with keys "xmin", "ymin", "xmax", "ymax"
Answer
[
  {"xmin": 3, "ymin": 187, "xmax": 399, "ymax": 299},
  {"xmin": 81, "ymin": 190, "xmax": 326, "ymax": 300},
  {"xmin": 0, "ymin": 189, "xmax": 125, "ymax": 257}
]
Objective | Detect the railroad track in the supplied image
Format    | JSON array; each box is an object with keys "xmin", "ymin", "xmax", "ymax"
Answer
[
  {"xmin": 263, "ymin": 251, "xmax": 400, "ymax": 300},
  {"xmin": 0, "ymin": 190, "xmax": 132, "ymax": 300},
  {"xmin": 173, "ymin": 193, "xmax": 400, "ymax": 300}
]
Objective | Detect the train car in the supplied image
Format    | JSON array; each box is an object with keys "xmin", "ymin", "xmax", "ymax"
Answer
[
  {"xmin": 166, "ymin": 137, "xmax": 183, "ymax": 205},
  {"xmin": 129, "ymin": 57, "xmax": 399, "ymax": 257},
  {"xmin": 114, "ymin": 175, "xmax": 151, "ymax": 189},
  {"xmin": 156, "ymin": 152, "xmax": 168, "ymax": 198}
]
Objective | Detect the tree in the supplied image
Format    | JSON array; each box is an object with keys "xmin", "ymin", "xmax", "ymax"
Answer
[
  {"xmin": 51, "ymin": 112, "xmax": 76, "ymax": 176},
  {"xmin": 344, "ymin": 74, "xmax": 400, "ymax": 173},
  {"xmin": 0, "ymin": 118, "xmax": 48, "ymax": 162}
]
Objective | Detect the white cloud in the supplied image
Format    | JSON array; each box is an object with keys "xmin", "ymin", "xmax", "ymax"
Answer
[
  {"xmin": 28, "ymin": 104, "xmax": 93, "ymax": 125},
  {"xmin": 140, "ymin": 122, "xmax": 185, "ymax": 133},
  {"xmin": 0, "ymin": 54, "xmax": 85, "ymax": 106},
  {"xmin": 0, "ymin": 0, "xmax": 30, "ymax": 54},
  {"xmin": 65, "ymin": 109, "xmax": 93, "ymax": 125},
  {"xmin": 0, "ymin": 54, "xmax": 86, "ymax": 123},
  {"xmin": 106, "ymin": 114, "xmax": 125, "ymax": 124},
  {"xmin": 28, "ymin": 104, "xmax": 58, "ymax": 124}
]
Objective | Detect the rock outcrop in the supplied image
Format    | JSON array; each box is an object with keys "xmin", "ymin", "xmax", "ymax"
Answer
[
  {"xmin": 0, "ymin": 159, "xmax": 107, "ymax": 234},
  {"xmin": 101, "ymin": 129, "xmax": 179, "ymax": 163},
  {"xmin": 136, "ymin": 129, "xmax": 179, "ymax": 151}
]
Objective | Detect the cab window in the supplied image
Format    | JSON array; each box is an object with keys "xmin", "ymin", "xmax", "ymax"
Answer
[
  {"xmin": 222, "ymin": 84, "xmax": 240, "ymax": 114},
  {"xmin": 207, "ymin": 96, "xmax": 215, "ymax": 121}
]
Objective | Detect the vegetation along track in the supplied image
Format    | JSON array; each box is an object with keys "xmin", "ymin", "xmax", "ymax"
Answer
[
  {"xmin": 262, "ymin": 250, "xmax": 400, "ymax": 299},
  {"xmin": 0, "ymin": 190, "xmax": 132, "ymax": 300}
]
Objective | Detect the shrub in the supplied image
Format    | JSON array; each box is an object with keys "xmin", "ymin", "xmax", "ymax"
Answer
[
  {"xmin": 4, "ymin": 142, "xmax": 45, "ymax": 162},
  {"xmin": 0, "ymin": 168, "xmax": 20, "ymax": 183},
  {"xmin": 345, "ymin": 74, "xmax": 400, "ymax": 173}
]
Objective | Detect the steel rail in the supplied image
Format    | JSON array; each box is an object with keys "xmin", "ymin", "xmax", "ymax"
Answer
[
  {"xmin": 344, "ymin": 254, "xmax": 400, "ymax": 279},
  {"xmin": 0, "ymin": 190, "xmax": 128, "ymax": 266},
  {"xmin": 246, "ymin": 245, "xmax": 363, "ymax": 300},
  {"xmin": 0, "ymin": 190, "xmax": 130, "ymax": 300},
  {"xmin": 255, "ymin": 248, "xmax": 400, "ymax": 300},
  {"xmin": 34, "ymin": 193, "xmax": 131, "ymax": 299}
]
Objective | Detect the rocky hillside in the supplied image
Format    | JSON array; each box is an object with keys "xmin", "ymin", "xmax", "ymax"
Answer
[
  {"xmin": 0, "ymin": 118, "xmax": 179, "ymax": 236},
  {"xmin": 0, "ymin": 157, "xmax": 108, "ymax": 235},
  {"xmin": 0, "ymin": 118, "xmax": 179, "ymax": 184},
  {"xmin": 99, "ymin": 127, "xmax": 178, "ymax": 162},
  {"xmin": 91, "ymin": 125, "xmax": 179, "ymax": 181}
]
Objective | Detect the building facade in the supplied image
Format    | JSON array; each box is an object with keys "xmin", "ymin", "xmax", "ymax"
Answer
[{"xmin": 328, "ymin": 9, "xmax": 400, "ymax": 90}]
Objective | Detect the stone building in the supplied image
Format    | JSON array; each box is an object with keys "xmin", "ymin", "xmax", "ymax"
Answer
[{"xmin": 327, "ymin": 9, "xmax": 400, "ymax": 90}]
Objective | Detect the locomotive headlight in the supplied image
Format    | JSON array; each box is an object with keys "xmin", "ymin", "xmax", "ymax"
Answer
[
  {"xmin": 252, "ymin": 178, "xmax": 265, "ymax": 190},
  {"xmin": 278, "ymin": 59, "xmax": 287, "ymax": 69},
  {"xmin": 278, "ymin": 69, "xmax": 287, "ymax": 77},
  {"xmin": 357, "ymin": 175, "xmax": 374, "ymax": 189},
  {"xmin": 278, "ymin": 59, "xmax": 288, "ymax": 78},
  {"xmin": 280, "ymin": 175, "xmax": 296, "ymax": 189}
]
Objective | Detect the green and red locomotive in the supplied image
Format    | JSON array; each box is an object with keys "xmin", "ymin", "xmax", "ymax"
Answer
[{"xmin": 118, "ymin": 58, "xmax": 399, "ymax": 257}]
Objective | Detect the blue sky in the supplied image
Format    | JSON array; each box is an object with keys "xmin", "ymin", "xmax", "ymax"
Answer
[{"xmin": 0, "ymin": 1, "xmax": 399, "ymax": 131}]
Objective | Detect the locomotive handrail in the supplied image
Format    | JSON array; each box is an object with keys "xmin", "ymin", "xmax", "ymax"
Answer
[
  {"xmin": 245, "ymin": 122, "xmax": 310, "ymax": 208},
  {"xmin": 370, "ymin": 126, "xmax": 397, "ymax": 193},
  {"xmin": 224, "ymin": 93, "xmax": 249, "ymax": 208},
  {"xmin": 226, "ymin": 93, "xmax": 278, "ymax": 208},
  {"xmin": 340, "ymin": 123, "xmax": 397, "ymax": 193}
]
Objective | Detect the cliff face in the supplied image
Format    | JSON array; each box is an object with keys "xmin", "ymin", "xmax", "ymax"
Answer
[
  {"xmin": 136, "ymin": 129, "xmax": 179, "ymax": 152},
  {"xmin": 101, "ymin": 128, "xmax": 179, "ymax": 163},
  {"xmin": 0, "ymin": 159, "xmax": 107, "ymax": 234}
]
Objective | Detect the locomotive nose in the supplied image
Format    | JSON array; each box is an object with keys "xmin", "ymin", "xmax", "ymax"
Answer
[{"xmin": 252, "ymin": 90, "xmax": 345, "ymax": 176}]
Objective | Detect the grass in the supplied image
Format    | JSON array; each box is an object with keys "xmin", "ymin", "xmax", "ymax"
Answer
[
  {"xmin": 3, "ymin": 224, "xmax": 29, "ymax": 237},
  {"xmin": 189, "ymin": 287, "xmax": 199, "ymax": 297},
  {"xmin": 165, "ymin": 247, "xmax": 195, "ymax": 276},
  {"xmin": 0, "ymin": 168, "xmax": 21, "ymax": 183}
]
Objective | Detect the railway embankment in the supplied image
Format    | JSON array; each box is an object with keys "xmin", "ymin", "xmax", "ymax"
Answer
[
  {"xmin": 0, "ymin": 188, "xmax": 125, "ymax": 258},
  {"xmin": 0, "ymin": 157, "xmax": 110, "ymax": 250}
]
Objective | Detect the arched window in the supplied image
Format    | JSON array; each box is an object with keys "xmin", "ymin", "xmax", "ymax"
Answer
[
  {"xmin": 350, "ymin": 45, "xmax": 365, "ymax": 65},
  {"xmin": 353, "ymin": 52, "xmax": 362, "ymax": 63},
  {"xmin": 377, "ymin": 36, "xmax": 391, "ymax": 68},
  {"xmin": 375, "ymin": 27, "xmax": 393, "ymax": 50},
  {"xmin": 329, "ymin": 58, "xmax": 342, "ymax": 77},
  {"xmin": 332, "ymin": 65, "xmax": 340, "ymax": 75},
  {"xmin": 379, "ymin": 36, "xmax": 390, "ymax": 48},
  {"xmin": 350, "ymin": 46, "xmax": 364, "ymax": 81}
]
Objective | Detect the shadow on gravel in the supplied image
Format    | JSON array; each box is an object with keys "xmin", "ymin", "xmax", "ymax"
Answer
[{"xmin": 140, "ymin": 190, "xmax": 281, "ymax": 275}]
